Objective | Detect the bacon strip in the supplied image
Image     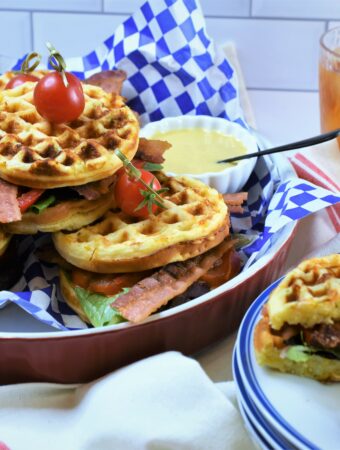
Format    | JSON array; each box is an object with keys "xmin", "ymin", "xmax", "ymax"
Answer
[
  {"xmin": 73, "ymin": 175, "xmax": 116, "ymax": 200},
  {"xmin": 136, "ymin": 138, "xmax": 172, "ymax": 164},
  {"xmin": 113, "ymin": 239, "xmax": 236, "ymax": 323},
  {"xmin": 85, "ymin": 70, "xmax": 127, "ymax": 95},
  {"xmin": 0, "ymin": 179, "xmax": 21, "ymax": 223},
  {"xmin": 223, "ymin": 192, "xmax": 248, "ymax": 214},
  {"xmin": 223, "ymin": 192, "xmax": 248, "ymax": 206}
]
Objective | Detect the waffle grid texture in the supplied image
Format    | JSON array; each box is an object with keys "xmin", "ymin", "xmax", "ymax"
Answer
[{"xmin": 0, "ymin": 73, "xmax": 139, "ymax": 188}]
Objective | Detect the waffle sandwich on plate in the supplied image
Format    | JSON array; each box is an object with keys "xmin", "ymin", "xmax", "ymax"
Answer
[
  {"xmin": 254, "ymin": 254, "xmax": 340, "ymax": 381},
  {"xmin": 0, "ymin": 67, "xmax": 139, "ymax": 235}
]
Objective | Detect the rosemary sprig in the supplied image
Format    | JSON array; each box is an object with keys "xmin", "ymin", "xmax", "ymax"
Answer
[
  {"xmin": 46, "ymin": 42, "xmax": 68, "ymax": 87},
  {"xmin": 134, "ymin": 179, "xmax": 169, "ymax": 214},
  {"xmin": 114, "ymin": 149, "xmax": 169, "ymax": 212}
]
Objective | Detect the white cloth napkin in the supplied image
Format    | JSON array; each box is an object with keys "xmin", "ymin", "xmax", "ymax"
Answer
[{"xmin": 0, "ymin": 352, "xmax": 255, "ymax": 450}]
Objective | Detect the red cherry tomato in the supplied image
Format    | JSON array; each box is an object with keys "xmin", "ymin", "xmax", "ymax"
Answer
[
  {"xmin": 5, "ymin": 74, "xmax": 39, "ymax": 89},
  {"xmin": 114, "ymin": 169, "xmax": 162, "ymax": 219},
  {"xmin": 34, "ymin": 71, "xmax": 85, "ymax": 123}
]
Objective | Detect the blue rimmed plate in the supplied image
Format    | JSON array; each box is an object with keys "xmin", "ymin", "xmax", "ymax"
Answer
[
  {"xmin": 234, "ymin": 277, "xmax": 340, "ymax": 450},
  {"xmin": 233, "ymin": 350, "xmax": 294, "ymax": 450}
]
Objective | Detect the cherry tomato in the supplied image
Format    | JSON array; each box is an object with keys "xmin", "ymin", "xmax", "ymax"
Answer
[
  {"xmin": 114, "ymin": 169, "xmax": 162, "ymax": 219},
  {"xmin": 17, "ymin": 189, "xmax": 44, "ymax": 213},
  {"xmin": 34, "ymin": 71, "xmax": 85, "ymax": 123},
  {"xmin": 5, "ymin": 74, "xmax": 39, "ymax": 89}
]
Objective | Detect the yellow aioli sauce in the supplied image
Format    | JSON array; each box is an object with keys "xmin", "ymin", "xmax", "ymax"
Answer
[{"xmin": 150, "ymin": 128, "xmax": 247, "ymax": 174}]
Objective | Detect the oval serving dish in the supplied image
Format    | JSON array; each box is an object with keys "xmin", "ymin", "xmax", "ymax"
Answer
[
  {"xmin": 0, "ymin": 153, "xmax": 297, "ymax": 384},
  {"xmin": 140, "ymin": 115, "xmax": 259, "ymax": 193}
]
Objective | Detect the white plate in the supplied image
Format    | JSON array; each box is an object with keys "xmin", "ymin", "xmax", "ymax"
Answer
[{"xmin": 235, "ymin": 278, "xmax": 340, "ymax": 450}]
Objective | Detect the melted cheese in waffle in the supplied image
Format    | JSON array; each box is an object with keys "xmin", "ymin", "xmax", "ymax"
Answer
[
  {"xmin": 0, "ymin": 228, "xmax": 10, "ymax": 257},
  {"xmin": 53, "ymin": 174, "xmax": 229, "ymax": 273},
  {"xmin": 268, "ymin": 254, "xmax": 340, "ymax": 330},
  {"xmin": 0, "ymin": 71, "xmax": 139, "ymax": 188}
]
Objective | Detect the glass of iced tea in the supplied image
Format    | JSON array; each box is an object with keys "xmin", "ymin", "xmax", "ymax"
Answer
[{"xmin": 319, "ymin": 26, "xmax": 340, "ymax": 146}]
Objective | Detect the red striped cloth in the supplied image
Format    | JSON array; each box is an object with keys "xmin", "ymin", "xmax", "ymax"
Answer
[{"xmin": 289, "ymin": 152, "xmax": 340, "ymax": 233}]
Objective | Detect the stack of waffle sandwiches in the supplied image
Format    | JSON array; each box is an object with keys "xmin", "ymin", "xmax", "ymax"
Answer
[{"xmin": 0, "ymin": 69, "xmax": 244, "ymax": 326}]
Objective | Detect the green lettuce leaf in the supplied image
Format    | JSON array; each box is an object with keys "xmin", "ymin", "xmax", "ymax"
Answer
[
  {"xmin": 30, "ymin": 195, "xmax": 56, "ymax": 214},
  {"xmin": 285, "ymin": 345, "xmax": 313, "ymax": 362},
  {"xmin": 74, "ymin": 287, "xmax": 128, "ymax": 327}
]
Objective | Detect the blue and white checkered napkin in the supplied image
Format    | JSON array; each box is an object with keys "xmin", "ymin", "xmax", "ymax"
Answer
[
  {"xmin": 3, "ymin": 0, "xmax": 340, "ymax": 330},
  {"xmin": 14, "ymin": 0, "xmax": 245, "ymax": 127}
]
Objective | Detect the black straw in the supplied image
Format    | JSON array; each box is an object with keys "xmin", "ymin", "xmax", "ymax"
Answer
[{"xmin": 217, "ymin": 128, "xmax": 340, "ymax": 164}]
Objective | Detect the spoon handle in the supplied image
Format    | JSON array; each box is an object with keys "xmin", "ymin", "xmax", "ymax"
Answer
[{"xmin": 218, "ymin": 128, "xmax": 340, "ymax": 164}]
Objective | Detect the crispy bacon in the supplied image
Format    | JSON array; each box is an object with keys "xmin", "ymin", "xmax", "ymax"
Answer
[
  {"xmin": 85, "ymin": 70, "xmax": 126, "ymax": 95},
  {"xmin": 73, "ymin": 175, "xmax": 116, "ymax": 200},
  {"xmin": 113, "ymin": 238, "xmax": 237, "ymax": 323},
  {"xmin": 304, "ymin": 323, "xmax": 340, "ymax": 351},
  {"xmin": 223, "ymin": 192, "xmax": 248, "ymax": 206},
  {"xmin": 136, "ymin": 138, "xmax": 172, "ymax": 164},
  {"xmin": 223, "ymin": 192, "xmax": 248, "ymax": 214},
  {"xmin": 0, "ymin": 179, "xmax": 21, "ymax": 223}
]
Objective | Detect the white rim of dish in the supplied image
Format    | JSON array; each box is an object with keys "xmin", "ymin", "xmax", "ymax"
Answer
[
  {"xmin": 140, "ymin": 115, "xmax": 259, "ymax": 178},
  {"xmin": 0, "ymin": 152, "xmax": 297, "ymax": 338}
]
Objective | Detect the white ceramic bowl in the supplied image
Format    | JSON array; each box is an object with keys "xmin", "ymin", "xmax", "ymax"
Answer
[{"xmin": 140, "ymin": 115, "xmax": 259, "ymax": 193}]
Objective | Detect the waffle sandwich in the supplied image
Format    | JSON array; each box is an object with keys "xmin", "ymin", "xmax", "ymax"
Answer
[
  {"xmin": 254, "ymin": 254, "xmax": 340, "ymax": 381},
  {"xmin": 53, "ymin": 174, "xmax": 229, "ymax": 273},
  {"xmin": 0, "ymin": 70, "xmax": 139, "ymax": 233},
  {"xmin": 50, "ymin": 174, "xmax": 243, "ymax": 326}
]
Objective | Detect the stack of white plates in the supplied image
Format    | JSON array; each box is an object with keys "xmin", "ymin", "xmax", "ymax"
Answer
[{"xmin": 233, "ymin": 278, "xmax": 340, "ymax": 450}]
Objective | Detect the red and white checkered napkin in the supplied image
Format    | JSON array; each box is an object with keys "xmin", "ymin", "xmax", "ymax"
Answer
[{"xmin": 289, "ymin": 140, "xmax": 340, "ymax": 233}]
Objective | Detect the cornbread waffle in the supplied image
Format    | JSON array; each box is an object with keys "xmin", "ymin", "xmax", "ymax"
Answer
[
  {"xmin": 0, "ymin": 71, "xmax": 139, "ymax": 189},
  {"xmin": 3, "ymin": 191, "xmax": 114, "ymax": 234},
  {"xmin": 53, "ymin": 174, "xmax": 229, "ymax": 273},
  {"xmin": 0, "ymin": 228, "xmax": 10, "ymax": 257},
  {"xmin": 267, "ymin": 255, "xmax": 340, "ymax": 330},
  {"xmin": 254, "ymin": 313, "xmax": 340, "ymax": 381}
]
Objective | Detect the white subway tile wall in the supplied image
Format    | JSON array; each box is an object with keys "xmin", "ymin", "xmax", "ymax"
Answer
[
  {"xmin": 0, "ymin": 0, "xmax": 336, "ymax": 142},
  {"xmin": 206, "ymin": 18, "xmax": 325, "ymax": 90},
  {"xmin": 0, "ymin": 12, "xmax": 31, "ymax": 56},
  {"xmin": 329, "ymin": 21, "xmax": 340, "ymax": 29},
  {"xmin": 0, "ymin": 0, "xmax": 102, "ymax": 12},
  {"xmin": 33, "ymin": 13, "xmax": 128, "ymax": 57},
  {"xmin": 104, "ymin": 0, "xmax": 250, "ymax": 16},
  {"xmin": 252, "ymin": 0, "xmax": 340, "ymax": 20}
]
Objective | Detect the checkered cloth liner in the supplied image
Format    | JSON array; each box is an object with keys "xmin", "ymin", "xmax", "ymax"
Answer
[
  {"xmin": 3, "ymin": 0, "xmax": 340, "ymax": 330},
  {"xmin": 13, "ymin": 0, "xmax": 245, "ymax": 127}
]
